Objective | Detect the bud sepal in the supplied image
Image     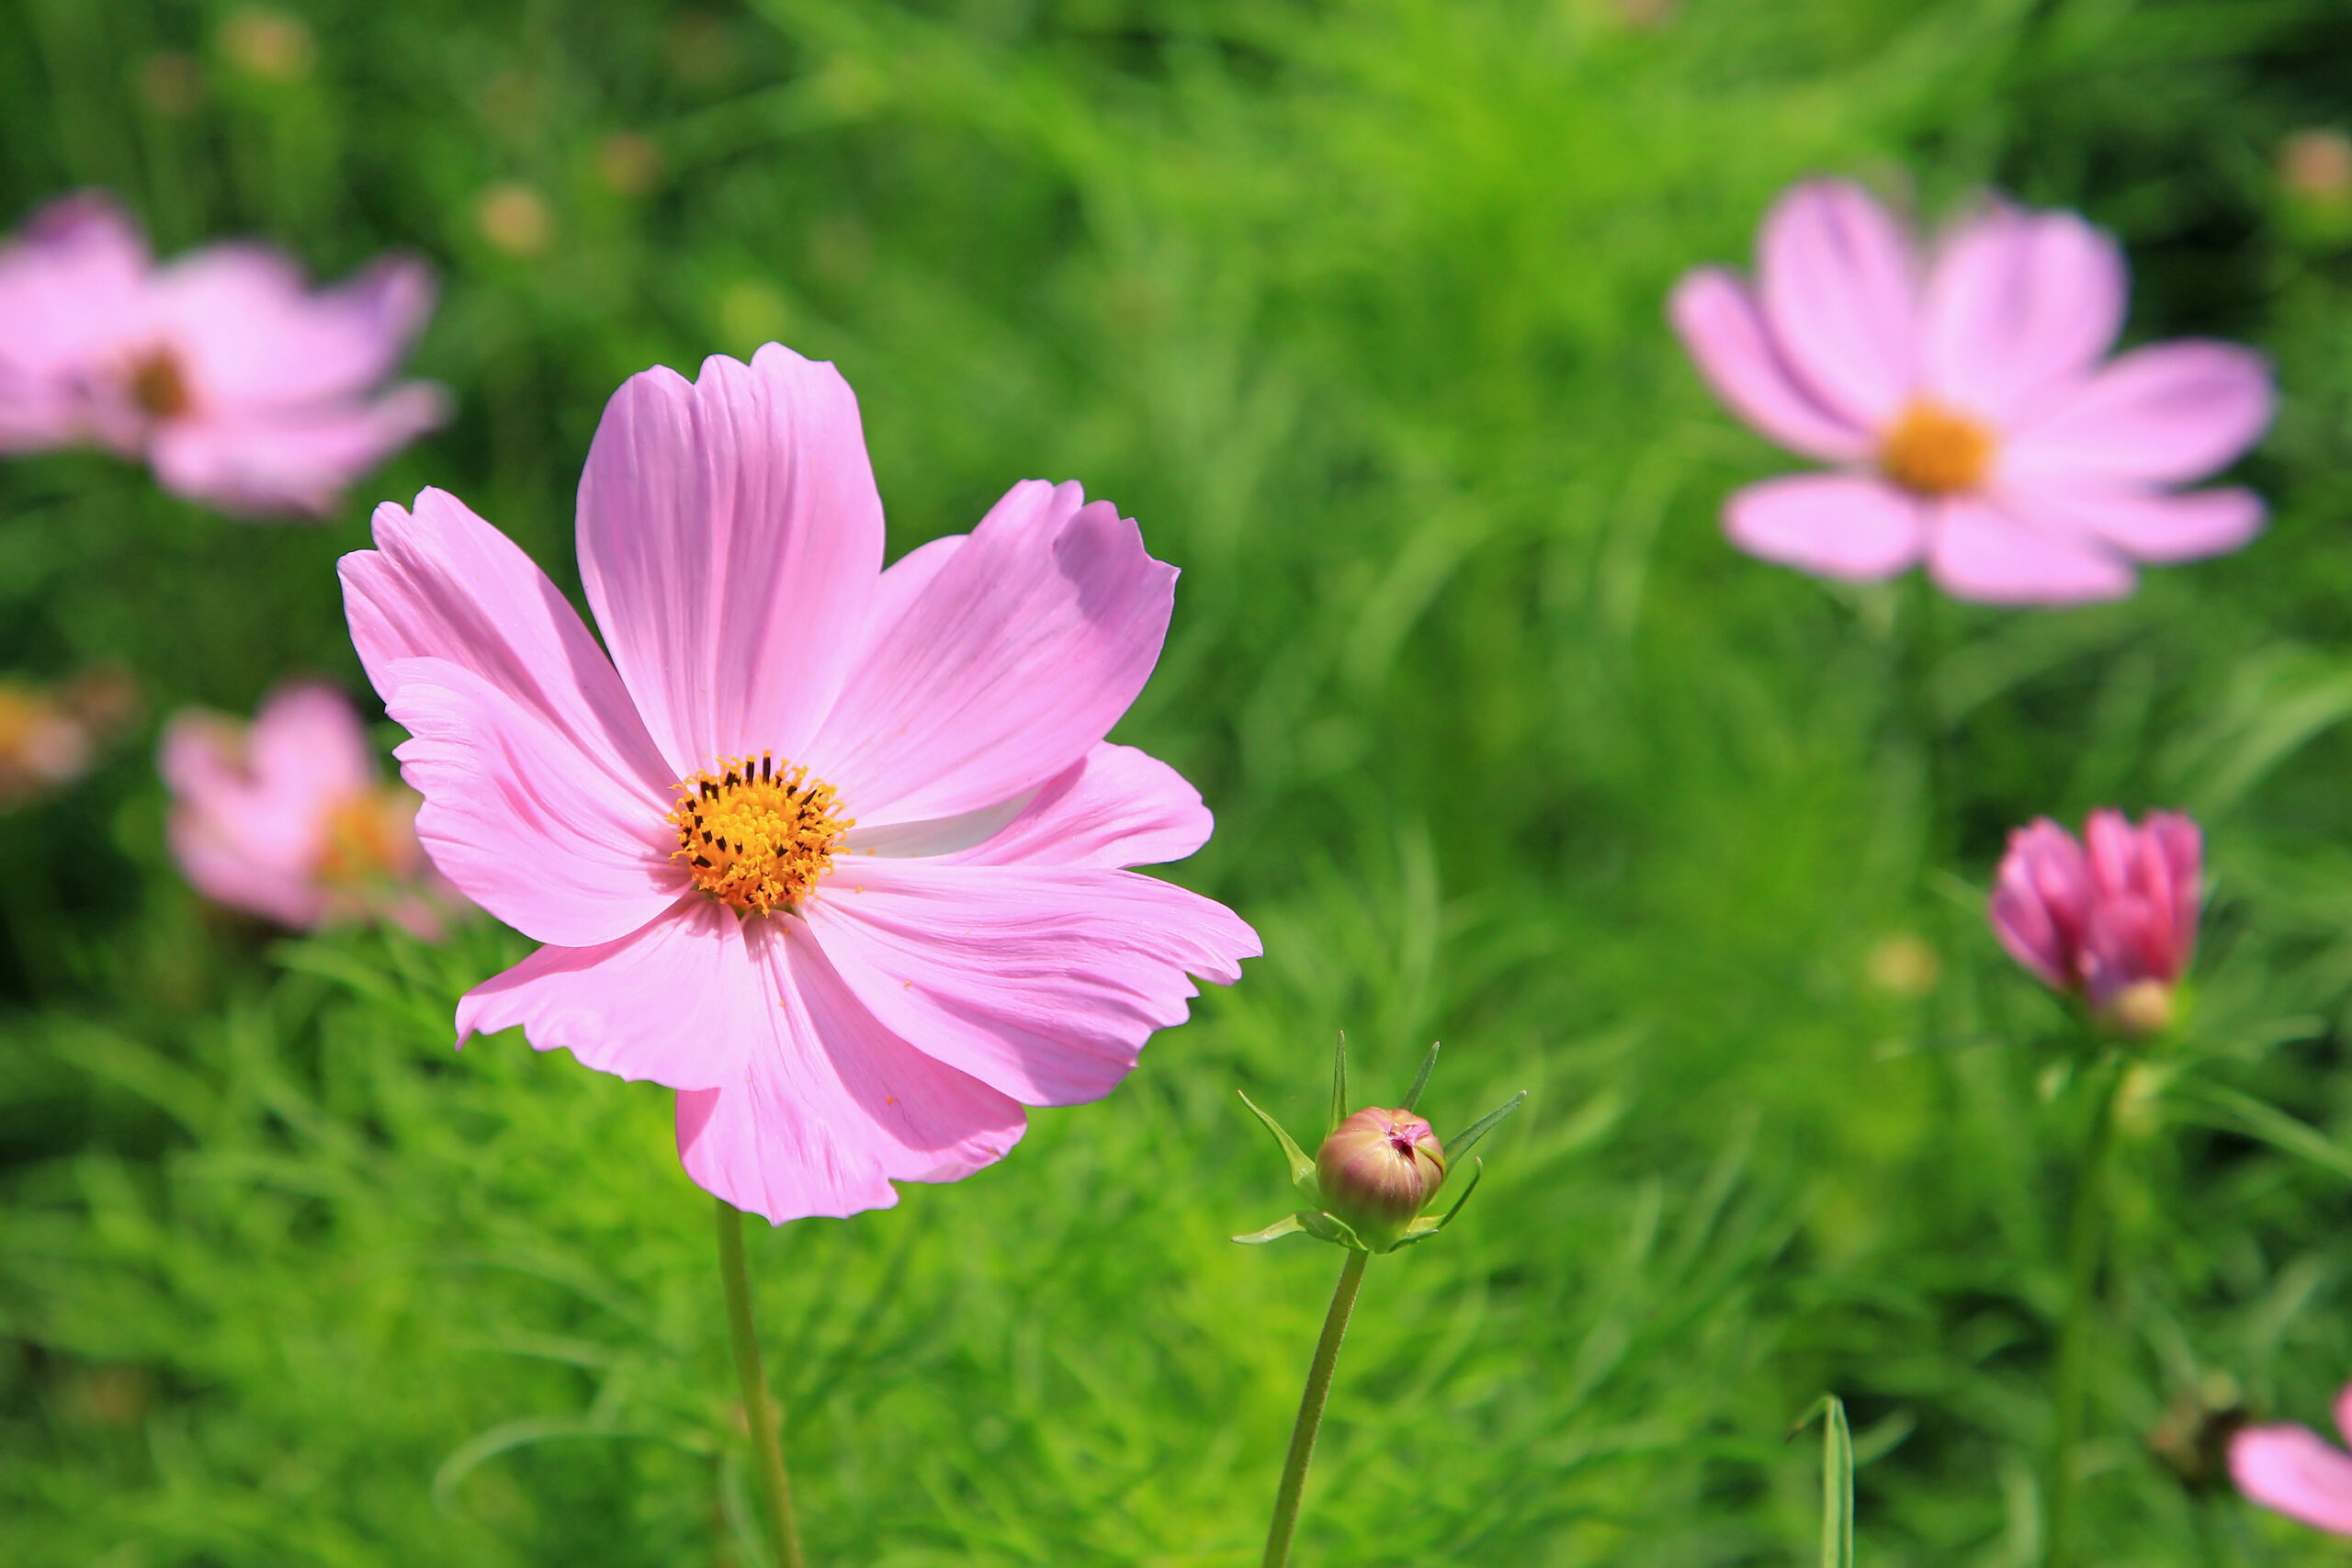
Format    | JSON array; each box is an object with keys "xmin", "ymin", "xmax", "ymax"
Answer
[{"xmin": 1233, "ymin": 1035, "xmax": 1524, "ymax": 1256}]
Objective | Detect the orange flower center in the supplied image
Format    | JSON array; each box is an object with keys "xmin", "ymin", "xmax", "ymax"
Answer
[
  {"xmin": 668, "ymin": 753, "xmax": 852, "ymax": 915},
  {"xmin": 128, "ymin": 347, "xmax": 194, "ymax": 420},
  {"xmin": 315, "ymin": 788, "xmax": 419, "ymax": 886},
  {"xmin": 1879, "ymin": 400, "xmax": 1996, "ymax": 495}
]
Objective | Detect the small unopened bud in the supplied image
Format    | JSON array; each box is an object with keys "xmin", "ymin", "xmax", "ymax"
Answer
[
  {"xmin": 2101, "ymin": 978, "xmax": 2176, "ymax": 1041},
  {"xmin": 1317, "ymin": 1107, "xmax": 1445, "ymax": 1250}
]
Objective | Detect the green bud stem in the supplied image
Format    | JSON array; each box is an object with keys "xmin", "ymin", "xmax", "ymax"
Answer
[
  {"xmin": 1261, "ymin": 1248, "xmax": 1370, "ymax": 1568},
  {"xmin": 2043, "ymin": 1054, "xmax": 2123, "ymax": 1568},
  {"xmin": 717, "ymin": 1196, "xmax": 808, "ymax": 1568}
]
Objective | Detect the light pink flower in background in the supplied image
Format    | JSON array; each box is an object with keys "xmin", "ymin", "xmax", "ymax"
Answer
[
  {"xmin": 1669, "ymin": 178, "xmax": 2274, "ymax": 604},
  {"xmin": 340, "ymin": 343, "xmax": 1261, "ymax": 1224},
  {"xmin": 0, "ymin": 192, "xmax": 445, "ymax": 516},
  {"xmin": 1988, "ymin": 807, "xmax": 2200, "ymax": 1034},
  {"xmin": 2232, "ymin": 1382, "xmax": 2352, "ymax": 1535},
  {"xmin": 162, "ymin": 682, "xmax": 448, "ymax": 936}
]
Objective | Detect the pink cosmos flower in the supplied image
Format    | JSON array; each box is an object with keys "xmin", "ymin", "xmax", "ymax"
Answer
[
  {"xmin": 162, "ymin": 682, "xmax": 448, "ymax": 936},
  {"xmin": 0, "ymin": 192, "xmax": 445, "ymax": 516},
  {"xmin": 2232, "ymin": 1382, "xmax": 2352, "ymax": 1535},
  {"xmin": 339, "ymin": 343, "xmax": 1261, "ymax": 1224},
  {"xmin": 1669, "ymin": 178, "xmax": 2274, "ymax": 603},
  {"xmin": 1988, "ymin": 808, "xmax": 2200, "ymax": 1034}
]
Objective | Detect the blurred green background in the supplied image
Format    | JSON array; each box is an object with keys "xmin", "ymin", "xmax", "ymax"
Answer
[{"xmin": 7, "ymin": 0, "xmax": 2352, "ymax": 1562}]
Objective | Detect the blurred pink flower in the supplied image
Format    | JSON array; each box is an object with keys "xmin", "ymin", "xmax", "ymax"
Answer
[
  {"xmin": 162, "ymin": 682, "xmax": 448, "ymax": 936},
  {"xmin": 2232, "ymin": 1383, "xmax": 2352, "ymax": 1535},
  {"xmin": 1989, "ymin": 808, "xmax": 2200, "ymax": 1033},
  {"xmin": 0, "ymin": 192, "xmax": 445, "ymax": 516},
  {"xmin": 1670, "ymin": 179, "xmax": 2273, "ymax": 603},
  {"xmin": 340, "ymin": 343, "xmax": 1260, "ymax": 1224}
]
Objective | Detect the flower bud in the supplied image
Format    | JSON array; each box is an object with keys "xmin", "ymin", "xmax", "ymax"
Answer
[{"xmin": 1316, "ymin": 1107, "xmax": 1445, "ymax": 1250}]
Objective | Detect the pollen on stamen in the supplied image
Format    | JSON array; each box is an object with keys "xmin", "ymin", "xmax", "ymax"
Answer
[
  {"xmin": 1879, "ymin": 399, "xmax": 1996, "ymax": 496},
  {"xmin": 665, "ymin": 751, "xmax": 852, "ymax": 915}
]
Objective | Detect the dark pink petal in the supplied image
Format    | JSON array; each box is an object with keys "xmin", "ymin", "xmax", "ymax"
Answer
[
  {"xmin": 456, "ymin": 897, "xmax": 754, "ymax": 1089},
  {"xmin": 808, "ymin": 480, "xmax": 1176, "ymax": 825},
  {"xmin": 1989, "ymin": 818, "xmax": 2089, "ymax": 990},
  {"xmin": 674, "ymin": 919, "xmax": 1028, "ymax": 1223},
  {"xmin": 2233, "ymin": 1421, "xmax": 2352, "ymax": 1536},
  {"xmin": 1927, "ymin": 497, "xmax": 2134, "ymax": 604},
  {"xmin": 0, "ymin": 193, "xmax": 149, "ymax": 448},
  {"xmin": 147, "ymin": 246, "xmax": 436, "ymax": 411},
  {"xmin": 1923, "ymin": 205, "xmax": 2126, "ymax": 423},
  {"xmin": 2004, "ymin": 342, "xmax": 2274, "ymax": 488},
  {"xmin": 1667, "ymin": 268, "xmax": 1873, "ymax": 462},
  {"xmin": 942, "ymin": 742, "xmax": 1213, "ymax": 869},
  {"xmin": 1757, "ymin": 178, "xmax": 1920, "ymax": 429},
  {"xmin": 2147, "ymin": 812, "xmax": 2203, "ymax": 973},
  {"xmin": 2005, "ymin": 483, "xmax": 2264, "ymax": 565},
  {"xmin": 149, "ymin": 382, "xmax": 448, "ymax": 517},
  {"xmin": 1722, "ymin": 473, "xmax": 1928, "ymax": 581},
  {"xmin": 576, "ymin": 344, "xmax": 883, "ymax": 776},
  {"xmin": 800, "ymin": 857, "xmax": 1257, "ymax": 1107},
  {"xmin": 340, "ymin": 488, "xmax": 673, "ymax": 799},
  {"xmin": 383, "ymin": 657, "xmax": 684, "ymax": 948}
]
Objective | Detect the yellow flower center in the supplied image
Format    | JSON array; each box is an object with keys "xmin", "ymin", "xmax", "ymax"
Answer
[
  {"xmin": 128, "ymin": 347, "xmax": 194, "ymax": 420},
  {"xmin": 315, "ymin": 788, "xmax": 419, "ymax": 887},
  {"xmin": 1879, "ymin": 400, "xmax": 1996, "ymax": 496},
  {"xmin": 667, "ymin": 752, "xmax": 852, "ymax": 915}
]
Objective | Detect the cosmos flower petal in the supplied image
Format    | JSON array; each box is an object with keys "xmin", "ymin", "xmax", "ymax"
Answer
[
  {"xmin": 2010, "ymin": 483, "xmax": 2265, "ymax": 565},
  {"xmin": 341, "ymin": 487, "xmax": 673, "ymax": 797},
  {"xmin": 1667, "ymin": 268, "xmax": 1873, "ymax": 462},
  {"xmin": 1757, "ymin": 178, "xmax": 1919, "ymax": 428},
  {"xmin": 160, "ymin": 682, "xmax": 428, "ymax": 931},
  {"xmin": 942, "ymin": 742, "xmax": 1213, "ymax": 869},
  {"xmin": 674, "ymin": 919, "xmax": 1028, "ymax": 1224},
  {"xmin": 1723, "ymin": 473, "xmax": 1927, "ymax": 581},
  {"xmin": 1988, "ymin": 818, "xmax": 2086, "ymax": 990},
  {"xmin": 810, "ymin": 479, "xmax": 1176, "ymax": 824},
  {"xmin": 147, "ymin": 246, "xmax": 436, "ymax": 410},
  {"xmin": 0, "ymin": 192, "xmax": 149, "ymax": 447},
  {"xmin": 2233, "ymin": 1421, "xmax": 2352, "ymax": 1536},
  {"xmin": 577, "ymin": 344, "xmax": 883, "ymax": 775},
  {"xmin": 2004, "ymin": 341, "xmax": 2274, "ymax": 488},
  {"xmin": 152, "ymin": 382, "xmax": 449, "ymax": 517},
  {"xmin": 800, "ymin": 858, "xmax": 1261, "ymax": 1106},
  {"xmin": 1924, "ymin": 205, "xmax": 2126, "ymax": 421},
  {"xmin": 1928, "ymin": 495, "xmax": 2134, "ymax": 604},
  {"xmin": 456, "ymin": 896, "xmax": 756, "ymax": 1089},
  {"xmin": 384, "ymin": 657, "xmax": 683, "ymax": 947}
]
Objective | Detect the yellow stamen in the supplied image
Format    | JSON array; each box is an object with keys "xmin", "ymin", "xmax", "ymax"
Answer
[
  {"xmin": 667, "ymin": 752, "xmax": 852, "ymax": 915},
  {"xmin": 128, "ymin": 348, "xmax": 193, "ymax": 420},
  {"xmin": 1879, "ymin": 400, "xmax": 1996, "ymax": 496},
  {"xmin": 315, "ymin": 787, "xmax": 419, "ymax": 886}
]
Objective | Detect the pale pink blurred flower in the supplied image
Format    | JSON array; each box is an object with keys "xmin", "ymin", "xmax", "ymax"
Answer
[
  {"xmin": 0, "ymin": 192, "xmax": 445, "ymax": 516},
  {"xmin": 2232, "ymin": 1382, "xmax": 2352, "ymax": 1535},
  {"xmin": 1989, "ymin": 808, "xmax": 2200, "ymax": 1035},
  {"xmin": 1670, "ymin": 178, "xmax": 2273, "ymax": 604},
  {"xmin": 340, "ymin": 343, "xmax": 1260, "ymax": 1224},
  {"xmin": 161, "ymin": 682, "xmax": 449, "ymax": 936}
]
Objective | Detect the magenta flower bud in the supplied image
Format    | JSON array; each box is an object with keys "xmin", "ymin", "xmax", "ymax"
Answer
[
  {"xmin": 1316, "ymin": 1107, "xmax": 1446, "ymax": 1250},
  {"xmin": 1989, "ymin": 808, "xmax": 2200, "ymax": 1036}
]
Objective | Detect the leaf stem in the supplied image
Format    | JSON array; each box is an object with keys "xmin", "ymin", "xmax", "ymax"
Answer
[
  {"xmin": 717, "ymin": 1196, "xmax": 807, "ymax": 1568},
  {"xmin": 1262, "ymin": 1249, "xmax": 1370, "ymax": 1568},
  {"xmin": 2044, "ymin": 1055, "xmax": 2123, "ymax": 1568}
]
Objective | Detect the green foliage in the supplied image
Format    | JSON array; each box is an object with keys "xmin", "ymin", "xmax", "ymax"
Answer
[{"xmin": 4, "ymin": 0, "xmax": 2352, "ymax": 1562}]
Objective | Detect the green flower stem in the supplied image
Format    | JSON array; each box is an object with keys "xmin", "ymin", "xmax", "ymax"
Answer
[
  {"xmin": 717, "ymin": 1196, "xmax": 807, "ymax": 1568},
  {"xmin": 1262, "ymin": 1248, "xmax": 1370, "ymax": 1568},
  {"xmin": 2044, "ymin": 1055, "xmax": 2124, "ymax": 1568}
]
